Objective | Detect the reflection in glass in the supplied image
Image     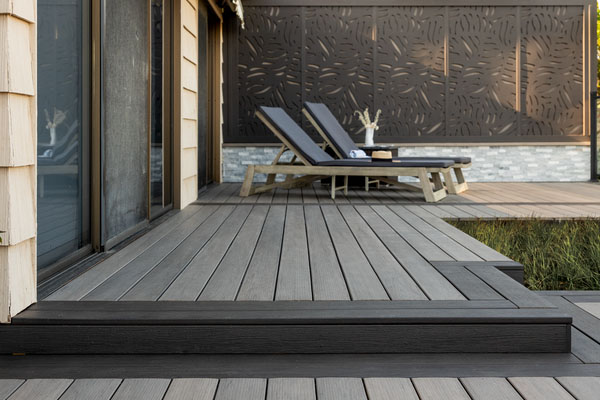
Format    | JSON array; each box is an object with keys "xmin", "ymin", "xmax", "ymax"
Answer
[
  {"xmin": 37, "ymin": 0, "xmax": 88, "ymax": 270},
  {"xmin": 151, "ymin": 0, "xmax": 164, "ymax": 213}
]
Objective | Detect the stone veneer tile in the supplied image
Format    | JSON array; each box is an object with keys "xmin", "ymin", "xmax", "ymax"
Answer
[{"xmin": 222, "ymin": 145, "xmax": 591, "ymax": 183}]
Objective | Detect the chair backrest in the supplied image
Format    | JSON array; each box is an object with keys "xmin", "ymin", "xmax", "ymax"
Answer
[
  {"xmin": 257, "ymin": 106, "xmax": 334, "ymax": 165},
  {"xmin": 303, "ymin": 102, "xmax": 359, "ymax": 158}
]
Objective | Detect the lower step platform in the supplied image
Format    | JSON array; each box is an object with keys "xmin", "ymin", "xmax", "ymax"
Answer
[{"xmin": 1, "ymin": 300, "xmax": 571, "ymax": 354}]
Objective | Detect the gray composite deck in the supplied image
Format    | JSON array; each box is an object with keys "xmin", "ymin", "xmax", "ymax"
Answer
[
  {"xmin": 18, "ymin": 182, "xmax": 600, "ymax": 354},
  {"xmin": 1, "ymin": 376, "xmax": 600, "ymax": 400},
  {"xmin": 2, "ymin": 293, "xmax": 600, "ymax": 395},
  {"xmin": 3, "ymin": 182, "xmax": 600, "ymax": 394},
  {"xmin": 46, "ymin": 195, "xmax": 516, "ymax": 302},
  {"xmin": 196, "ymin": 181, "xmax": 600, "ymax": 219},
  {"xmin": 46, "ymin": 181, "xmax": 600, "ymax": 302}
]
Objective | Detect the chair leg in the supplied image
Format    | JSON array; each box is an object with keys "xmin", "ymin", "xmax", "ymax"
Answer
[
  {"xmin": 331, "ymin": 175, "xmax": 336, "ymax": 199},
  {"xmin": 266, "ymin": 173, "xmax": 276, "ymax": 185},
  {"xmin": 442, "ymin": 170, "xmax": 457, "ymax": 194},
  {"xmin": 432, "ymin": 172, "xmax": 444, "ymax": 192},
  {"xmin": 365, "ymin": 177, "xmax": 369, "ymax": 192},
  {"xmin": 417, "ymin": 170, "xmax": 447, "ymax": 202},
  {"xmin": 443, "ymin": 167, "xmax": 468, "ymax": 194},
  {"xmin": 453, "ymin": 167, "xmax": 469, "ymax": 193},
  {"xmin": 344, "ymin": 175, "xmax": 348, "ymax": 195},
  {"xmin": 240, "ymin": 165, "xmax": 255, "ymax": 197}
]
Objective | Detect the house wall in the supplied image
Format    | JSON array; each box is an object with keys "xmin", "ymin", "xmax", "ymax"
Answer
[
  {"xmin": 175, "ymin": 0, "xmax": 200, "ymax": 209},
  {"xmin": 0, "ymin": 0, "xmax": 37, "ymax": 323}
]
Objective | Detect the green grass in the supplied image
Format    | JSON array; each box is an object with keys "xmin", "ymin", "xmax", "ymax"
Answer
[{"xmin": 449, "ymin": 219, "xmax": 600, "ymax": 291}]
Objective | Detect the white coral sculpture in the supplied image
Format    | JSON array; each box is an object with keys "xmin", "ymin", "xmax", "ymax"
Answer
[
  {"xmin": 354, "ymin": 107, "xmax": 381, "ymax": 132},
  {"xmin": 43, "ymin": 108, "xmax": 68, "ymax": 146},
  {"xmin": 44, "ymin": 108, "xmax": 68, "ymax": 130}
]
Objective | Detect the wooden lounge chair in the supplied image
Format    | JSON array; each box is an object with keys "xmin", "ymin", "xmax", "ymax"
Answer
[
  {"xmin": 303, "ymin": 102, "xmax": 471, "ymax": 194},
  {"xmin": 240, "ymin": 106, "xmax": 454, "ymax": 202}
]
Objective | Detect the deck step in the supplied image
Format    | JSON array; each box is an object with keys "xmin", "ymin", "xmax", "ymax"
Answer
[{"xmin": 1, "ymin": 301, "xmax": 571, "ymax": 354}]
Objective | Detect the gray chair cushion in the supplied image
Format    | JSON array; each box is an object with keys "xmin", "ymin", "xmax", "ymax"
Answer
[
  {"xmin": 259, "ymin": 106, "xmax": 453, "ymax": 169},
  {"xmin": 303, "ymin": 102, "xmax": 471, "ymax": 165},
  {"xmin": 317, "ymin": 159, "xmax": 454, "ymax": 168},
  {"xmin": 304, "ymin": 101, "xmax": 359, "ymax": 157},
  {"xmin": 258, "ymin": 106, "xmax": 334, "ymax": 165}
]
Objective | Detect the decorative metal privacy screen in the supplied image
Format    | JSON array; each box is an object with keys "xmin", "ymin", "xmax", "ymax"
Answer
[{"xmin": 224, "ymin": 3, "xmax": 593, "ymax": 143}]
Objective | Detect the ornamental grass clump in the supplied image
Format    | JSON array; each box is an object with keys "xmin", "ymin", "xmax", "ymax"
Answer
[{"xmin": 450, "ymin": 219, "xmax": 600, "ymax": 291}]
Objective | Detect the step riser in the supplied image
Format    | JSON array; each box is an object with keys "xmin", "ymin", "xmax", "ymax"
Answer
[{"xmin": 1, "ymin": 323, "xmax": 570, "ymax": 354}]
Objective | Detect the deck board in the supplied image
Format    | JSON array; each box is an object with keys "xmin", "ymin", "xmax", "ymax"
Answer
[
  {"xmin": 199, "ymin": 206, "xmax": 269, "ymax": 300},
  {"xmin": 236, "ymin": 206, "xmax": 286, "ymax": 301},
  {"xmin": 364, "ymin": 378, "xmax": 419, "ymax": 400},
  {"xmin": 110, "ymin": 379, "xmax": 170, "ymax": 400},
  {"xmin": 4, "ymin": 377, "xmax": 600, "ymax": 399},
  {"xmin": 83, "ymin": 205, "xmax": 218, "ymax": 301},
  {"xmin": 194, "ymin": 182, "xmax": 600, "ymax": 220},
  {"xmin": 267, "ymin": 378, "xmax": 316, "ymax": 400},
  {"xmin": 370, "ymin": 205, "xmax": 453, "ymax": 262},
  {"xmin": 412, "ymin": 378, "xmax": 471, "ymax": 400},
  {"xmin": 317, "ymin": 378, "xmax": 367, "ymax": 400},
  {"xmin": 339, "ymin": 206, "xmax": 427, "ymax": 300},
  {"xmin": 7, "ymin": 379, "xmax": 72, "ymax": 400},
  {"xmin": 214, "ymin": 379, "xmax": 266, "ymax": 400},
  {"xmin": 508, "ymin": 377, "xmax": 575, "ymax": 400},
  {"xmin": 50, "ymin": 182, "xmax": 598, "ymax": 303},
  {"xmin": 460, "ymin": 377, "xmax": 522, "ymax": 400},
  {"xmin": 321, "ymin": 206, "xmax": 389, "ymax": 300},
  {"xmin": 156, "ymin": 206, "xmax": 251, "ymax": 301},
  {"xmin": 163, "ymin": 379, "xmax": 218, "ymax": 400},
  {"xmin": 122, "ymin": 206, "xmax": 237, "ymax": 301},
  {"xmin": 556, "ymin": 377, "xmax": 600, "ymax": 400},
  {"xmin": 305, "ymin": 206, "xmax": 351, "ymax": 301},
  {"xmin": 46, "ymin": 205, "xmax": 205, "ymax": 300},
  {"xmin": 357, "ymin": 206, "xmax": 465, "ymax": 300},
  {"xmin": 58, "ymin": 379, "xmax": 121, "ymax": 400},
  {"xmin": 275, "ymin": 206, "xmax": 312, "ymax": 300},
  {"xmin": 0, "ymin": 380, "xmax": 22, "ymax": 400}
]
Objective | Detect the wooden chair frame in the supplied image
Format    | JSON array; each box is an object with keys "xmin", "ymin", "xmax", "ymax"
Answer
[
  {"xmin": 239, "ymin": 111, "xmax": 450, "ymax": 202},
  {"xmin": 302, "ymin": 108, "xmax": 471, "ymax": 194}
]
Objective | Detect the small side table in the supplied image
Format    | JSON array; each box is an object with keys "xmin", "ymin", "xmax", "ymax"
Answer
[
  {"xmin": 360, "ymin": 145, "xmax": 399, "ymax": 191},
  {"xmin": 359, "ymin": 144, "xmax": 399, "ymax": 156}
]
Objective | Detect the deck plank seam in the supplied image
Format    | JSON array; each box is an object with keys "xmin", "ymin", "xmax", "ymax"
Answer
[
  {"xmin": 270, "ymin": 205, "xmax": 288, "ymax": 302},
  {"xmin": 338, "ymin": 205, "xmax": 394, "ymax": 301},
  {"xmin": 393, "ymin": 205, "xmax": 484, "ymax": 262},
  {"xmin": 230, "ymin": 206, "xmax": 273, "ymax": 302},
  {"xmin": 119, "ymin": 205, "xmax": 238, "ymax": 301},
  {"xmin": 84, "ymin": 205, "xmax": 221, "ymax": 301},
  {"xmin": 355, "ymin": 206, "xmax": 435, "ymax": 300},
  {"xmin": 194, "ymin": 205, "xmax": 261, "ymax": 301}
]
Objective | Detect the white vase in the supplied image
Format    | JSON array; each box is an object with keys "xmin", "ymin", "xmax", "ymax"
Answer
[
  {"xmin": 49, "ymin": 127, "xmax": 57, "ymax": 146},
  {"xmin": 365, "ymin": 127, "xmax": 375, "ymax": 147}
]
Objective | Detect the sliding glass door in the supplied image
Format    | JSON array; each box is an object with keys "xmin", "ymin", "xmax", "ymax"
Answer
[
  {"xmin": 37, "ymin": 0, "xmax": 91, "ymax": 277},
  {"xmin": 36, "ymin": 0, "xmax": 174, "ymax": 279}
]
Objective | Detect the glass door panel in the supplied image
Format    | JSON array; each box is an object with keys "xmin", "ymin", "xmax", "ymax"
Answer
[{"xmin": 37, "ymin": 0, "xmax": 90, "ymax": 273}]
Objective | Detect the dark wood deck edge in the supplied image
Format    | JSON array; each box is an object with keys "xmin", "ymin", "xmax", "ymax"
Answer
[
  {"xmin": 10, "ymin": 301, "xmax": 571, "ymax": 325},
  {"xmin": 0, "ymin": 323, "xmax": 570, "ymax": 354}
]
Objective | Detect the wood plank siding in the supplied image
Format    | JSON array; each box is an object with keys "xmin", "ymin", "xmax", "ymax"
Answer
[
  {"xmin": 175, "ymin": 0, "xmax": 201, "ymax": 208},
  {"xmin": 0, "ymin": 0, "xmax": 37, "ymax": 323}
]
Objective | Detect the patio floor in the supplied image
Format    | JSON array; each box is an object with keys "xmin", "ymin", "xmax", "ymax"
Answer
[
  {"xmin": 2, "ymin": 182, "xmax": 600, "ymax": 394},
  {"xmin": 197, "ymin": 181, "xmax": 600, "ymax": 218},
  {"xmin": 1, "ymin": 375, "xmax": 599, "ymax": 399},
  {"xmin": 44, "ymin": 181, "xmax": 600, "ymax": 302}
]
